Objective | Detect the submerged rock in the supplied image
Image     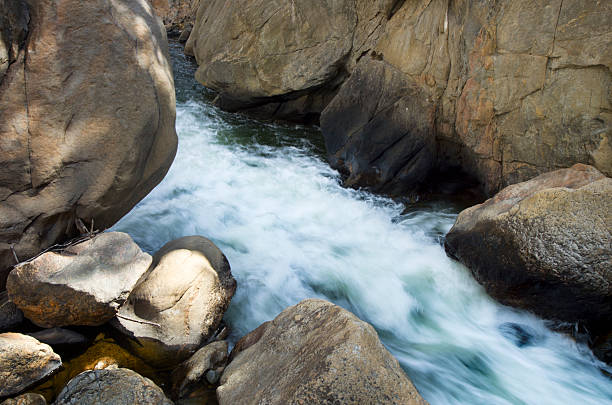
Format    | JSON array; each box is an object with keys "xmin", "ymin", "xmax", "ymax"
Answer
[
  {"xmin": 112, "ymin": 236, "xmax": 236, "ymax": 367},
  {"xmin": 171, "ymin": 340, "xmax": 228, "ymax": 400},
  {"xmin": 0, "ymin": 333, "xmax": 61, "ymax": 398},
  {"xmin": 0, "ymin": 0, "xmax": 178, "ymax": 289},
  {"xmin": 217, "ymin": 299, "xmax": 427, "ymax": 405},
  {"xmin": 7, "ymin": 233, "xmax": 151, "ymax": 328},
  {"xmin": 34, "ymin": 333, "xmax": 160, "ymax": 403},
  {"xmin": 0, "ymin": 393, "xmax": 46, "ymax": 405},
  {"xmin": 54, "ymin": 368, "xmax": 172, "ymax": 405},
  {"xmin": 445, "ymin": 164, "xmax": 612, "ymax": 333},
  {"xmin": 26, "ymin": 328, "xmax": 88, "ymax": 348}
]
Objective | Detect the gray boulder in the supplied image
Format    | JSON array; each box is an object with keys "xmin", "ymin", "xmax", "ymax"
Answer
[
  {"xmin": 0, "ymin": 333, "xmax": 61, "ymax": 398},
  {"xmin": 112, "ymin": 236, "xmax": 236, "ymax": 367},
  {"xmin": 7, "ymin": 232, "xmax": 151, "ymax": 328},
  {"xmin": 54, "ymin": 368, "xmax": 172, "ymax": 405},
  {"xmin": 217, "ymin": 299, "xmax": 427, "ymax": 405}
]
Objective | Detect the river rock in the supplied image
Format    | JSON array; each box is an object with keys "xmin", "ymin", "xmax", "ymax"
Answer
[
  {"xmin": 54, "ymin": 368, "xmax": 172, "ymax": 405},
  {"xmin": 0, "ymin": 290, "xmax": 23, "ymax": 332},
  {"xmin": 112, "ymin": 236, "xmax": 236, "ymax": 367},
  {"xmin": 7, "ymin": 232, "xmax": 151, "ymax": 328},
  {"xmin": 171, "ymin": 340, "xmax": 228, "ymax": 400},
  {"xmin": 0, "ymin": 0, "xmax": 178, "ymax": 289},
  {"xmin": 0, "ymin": 393, "xmax": 46, "ymax": 405},
  {"xmin": 187, "ymin": 0, "xmax": 611, "ymax": 195},
  {"xmin": 27, "ymin": 328, "xmax": 89, "ymax": 348},
  {"xmin": 185, "ymin": 0, "xmax": 395, "ymax": 122},
  {"xmin": 0, "ymin": 333, "xmax": 61, "ymax": 398},
  {"xmin": 445, "ymin": 164, "xmax": 612, "ymax": 334},
  {"xmin": 217, "ymin": 299, "xmax": 427, "ymax": 405}
]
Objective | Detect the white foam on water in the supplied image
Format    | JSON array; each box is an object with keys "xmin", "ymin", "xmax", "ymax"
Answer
[{"xmin": 114, "ymin": 98, "xmax": 612, "ymax": 405}]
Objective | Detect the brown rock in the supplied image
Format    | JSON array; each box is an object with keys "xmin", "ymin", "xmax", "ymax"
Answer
[
  {"xmin": 185, "ymin": 0, "xmax": 395, "ymax": 122},
  {"xmin": 1, "ymin": 393, "xmax": 46, "ymax": 405},
  {"xmin": 217, "ymin": 299, "xmax": 427, "ymax": 405},
  {"xmin": 7, "ymin": 232, "xmax": 151, "ymax": 328},
  {"xmin": 171, "ymin": 340, "xmax": 228, "ymax": 400},
  {"xmin": 445, "ymin": 164, "xmax": 611, "ymax": 332},
  {"xmin": 0, "ymin": 333, "xmax": 61, "ymax": 398},
  {"xmin": 112, "ymin": 236, "xmax": 236, "ymax": 367},
  {"xmin": 54, "ymin": 368, "xmax": 172, "ymax": 405},
  {"xmin": 0, "ymin": 0, "xmax": 178, "ymax": 289},
  {"xmin": 186, "ymin": 0, "xmax": 611, "ymax": 195}
]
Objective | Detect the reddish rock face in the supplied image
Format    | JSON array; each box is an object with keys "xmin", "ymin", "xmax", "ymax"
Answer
[{"xmin": 0, "ymin": 0, "xmax": 178, "ymax": 288}]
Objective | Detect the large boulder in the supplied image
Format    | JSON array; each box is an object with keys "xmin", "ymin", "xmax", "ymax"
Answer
[
  {"xmin": 185, "ymin": 0, "xmax": 396, "ymax": 122},
  {"xmin": 0, "ymin": 333, "xmax": 61, "ymax": 398},
  {"xmin": 54, "ymin": 368, "xmax": 172, "ymax": 405},
  {"xmin": 7, "ymin": 232, "xmax": 151, "ymax": 328},
  {"xmin": 186, "ymin": 0, "xmax": 611, "ymax": 195},
  {"xmin": 445, "ymin": 164, "xmax": 611, "ymax": 334},
  {"xmin": 217, "ymin": 299, "xmax": 427, "ymax": 405},
  {"xmin": 112, "ymin": 236, "xmax": 236, "ymax": 367},
  {"xmin": 0, "ymin": 0, "xmax": 178, "ymax": 289},
  {"xmin": 323, "ymin": 0, "xmax": 612, "ymax": 195}
]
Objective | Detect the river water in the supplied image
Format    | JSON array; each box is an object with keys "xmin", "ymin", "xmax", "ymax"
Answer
[{"xmin": 113, "ymin": 43, "xmax": 612, "ymax": 404}]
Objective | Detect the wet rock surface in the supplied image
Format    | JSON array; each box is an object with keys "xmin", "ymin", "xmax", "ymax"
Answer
[
  {"xmin": 218, "ymin": 299, "xmax": 427, "ymax": 405},
  {"xmin": 7, "ymin": 232, "xmax": 151, "ymax": 328},
  {"xmin": 112, "ymin": 236, "xmax": 236, "ymax": 367}
]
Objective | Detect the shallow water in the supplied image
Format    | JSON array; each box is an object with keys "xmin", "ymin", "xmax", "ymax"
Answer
[{"xmin": 113, "ymin": 43, "xmax": 612, "ymax": 405}]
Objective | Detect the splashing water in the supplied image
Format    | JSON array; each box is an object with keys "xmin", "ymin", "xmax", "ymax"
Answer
[{"xmin": 113, "ymin": 43, "xmax": 612, "ymax": 405}]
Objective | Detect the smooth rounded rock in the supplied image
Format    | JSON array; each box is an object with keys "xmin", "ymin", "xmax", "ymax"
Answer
[
  {"xmin": 54, "ymin": 368, "xmax": 172, "ymax": 405},
  {"xmin": 112, "ymin": 236, "xmax": 236, "ymax": 367},
  {"xmin": 0, "ymin": 0, "xmax": 178, "ymax": 289},
  {"xmin": 217, "ymin": 299, "xmax": 427, "ymax": 405},
  {"xmin": 0, "ymin": 333, "xmax": 61, "ymax": 398},
  {"xmin": 7, "ymin": 232, "xmax": 151, "ymax": 328}
]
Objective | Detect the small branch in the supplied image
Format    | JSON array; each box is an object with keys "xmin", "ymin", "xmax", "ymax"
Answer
[
  {"xmin": 116, "ymin": 313, "xmax": 160, "ymax": 327},
  {"xmin": 10, "ymin": 244, "xmax": 19, "ymax": 264}
]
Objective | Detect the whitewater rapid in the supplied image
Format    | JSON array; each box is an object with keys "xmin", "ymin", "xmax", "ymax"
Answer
[{"xmin": 113, "ymin": 44, "xmax": 612, "ymax": 405}]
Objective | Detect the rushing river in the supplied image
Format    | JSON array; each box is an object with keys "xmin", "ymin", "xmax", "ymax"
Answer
[{"xmin": 113, "ymin": 43, "xmax": 612, "ymax": 404}]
